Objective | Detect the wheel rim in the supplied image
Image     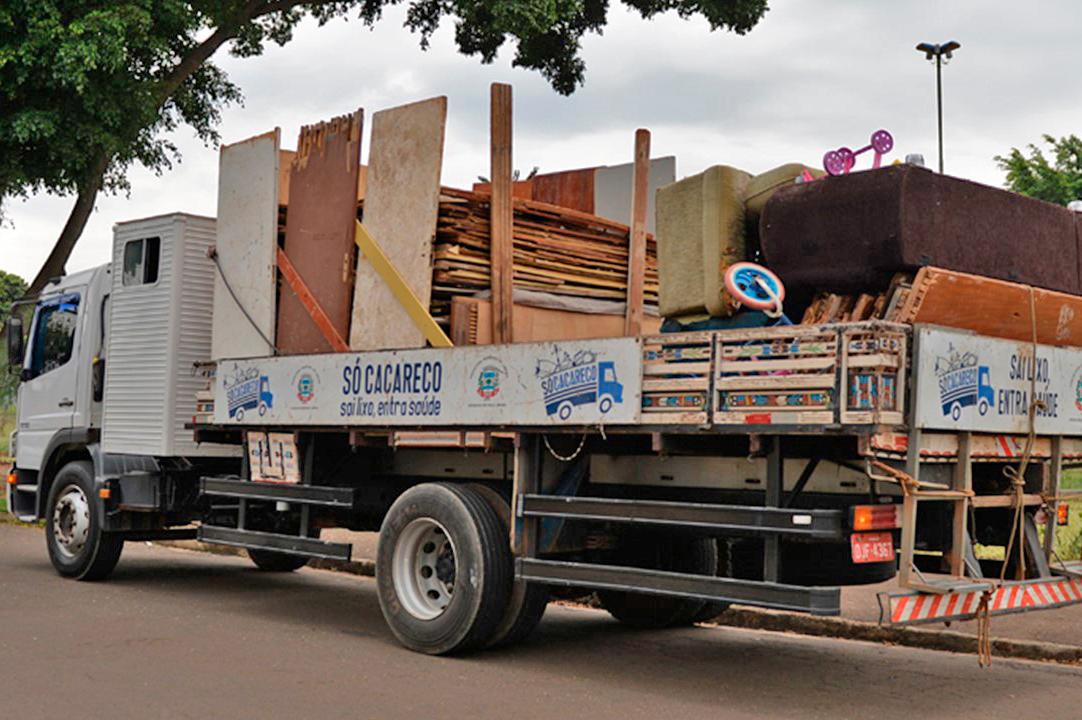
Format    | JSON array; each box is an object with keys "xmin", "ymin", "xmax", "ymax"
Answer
[
  {"xmin": 392, "ymin": 518, "xmax": 457, "ymax": 620},
  {"xmin": 52, "ymin": 483, "xmax": 91, "ymax": 560}
]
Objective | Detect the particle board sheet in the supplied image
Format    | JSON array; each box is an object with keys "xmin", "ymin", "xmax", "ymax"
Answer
[
  {"xmin": 350, "ymin": 97, "xmax": 447, "ymax": 351},
  {"xmin": 277, "ymin": 110, "xmax": 363, "ymax": 354},
  {"xmin": 212, "ymin": 130, "xmax": 280, "ymax": 360},
  {"xmin": 896, "ymin": 266, "xmax": 1082, "ymax": 347}
]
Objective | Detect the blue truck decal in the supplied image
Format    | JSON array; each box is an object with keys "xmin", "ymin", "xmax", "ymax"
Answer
[
  {"xmin": 936, "ymin": 349, "xmax": 993, "ymax": 421},
  {"xmin": 225, "ymin": 370, "xmax": 274, "ymax": 421},
  {"xmin": 537, "ymin": 350, "xmax": 623, "ymax": 420}
]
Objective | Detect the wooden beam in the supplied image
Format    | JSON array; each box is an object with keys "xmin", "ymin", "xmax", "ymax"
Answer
[
  {"xmin": 625, "ymin": 128, "xmax": 650, "ymax": 336},
  {"xmin": 354, "ymin": 221, "xmax": 453, "ymax": 348},
  {"xmin": 490, "ymin": 83, "xmax": 514, "ymax": 344},
  {"xmin": 276, "ymin": 247, "xmax": 349, "ymax": 352}
]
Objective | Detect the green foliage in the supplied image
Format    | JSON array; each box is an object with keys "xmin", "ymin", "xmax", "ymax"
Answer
[
  {"xmin": 0, "ymin": 0, "xmax": 769, "ymax": 221},
  {"xmin": 995, "ymin": 134, "xmax": 1082, "ymax": 206},
  {"xmin": 0, "ymin": 269, "xmax": 27, "ymax": 406}
]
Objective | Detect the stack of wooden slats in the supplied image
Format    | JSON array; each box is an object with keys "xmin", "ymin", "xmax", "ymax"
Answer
[{"xmin": 430, "ymin": 188, "xmax": 658, "ymax": 320}]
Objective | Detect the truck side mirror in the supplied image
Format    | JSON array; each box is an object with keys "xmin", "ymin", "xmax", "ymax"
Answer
[{"xmin": 6, "ymin": 316, "xmax": 23, "ymax": 369}]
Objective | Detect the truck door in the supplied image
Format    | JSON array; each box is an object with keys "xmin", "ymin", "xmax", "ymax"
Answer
[{"xmin": 15, "ymin": 291, "xmax": 83, "ymax": 472}]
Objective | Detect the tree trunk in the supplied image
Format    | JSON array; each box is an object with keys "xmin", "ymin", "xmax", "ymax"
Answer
[{"xmin": 28, "ymin": 152, "xmax": 110, "ymax": 297}]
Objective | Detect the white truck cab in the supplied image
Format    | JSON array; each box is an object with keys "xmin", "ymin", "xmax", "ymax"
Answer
[
  {"xmin": 7, "ymin": 264, "xmax": 109, "ymax": 520},
  {"xmin": 5, "ymin": 214, "xmax": 239, "ymax": 580}
]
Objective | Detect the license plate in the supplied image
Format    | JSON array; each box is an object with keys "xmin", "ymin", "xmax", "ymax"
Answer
[{"xmin": 850, "ymin": 532, "xmax": 895, "ymax": 564}]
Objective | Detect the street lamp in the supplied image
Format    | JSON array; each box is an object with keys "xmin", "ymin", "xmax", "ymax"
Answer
[{"xmin": 915, "ymin": 40, "xmax": 961, "ymax": 174}]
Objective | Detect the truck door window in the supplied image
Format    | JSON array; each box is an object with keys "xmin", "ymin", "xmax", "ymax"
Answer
[
  {"xmin": 122, "ymin": 237, "xmax": 161, "ymax": 286},
  {"xmin": 29, "ymin": 294, "xmax": 80, "ymax": 378}
]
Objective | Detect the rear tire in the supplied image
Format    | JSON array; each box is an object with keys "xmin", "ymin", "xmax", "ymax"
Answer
[
  {"xmin": 377, "ymin": 484, "xmax": 512, "ymax": 655},
  {"xmin": 45, "ymin": 460, "xmax": 123, "ymax": 581},
  {"xmin": 247, "ymin": 549, "xmax": 309, "ymax": 572},
  {"xmin": 466, "ymin": 484, "xmax": 549, "ymax": 647},
  {"xmin": 598, "ymin": 534, "xmax": 720, "ymax": 629}
]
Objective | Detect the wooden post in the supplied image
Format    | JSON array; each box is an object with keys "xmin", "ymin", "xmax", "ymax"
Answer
[
  {"xmin": 490, "ymin": 83, "xmax": 514, "ymax": 344},
  {"xmin": 624, "ymin": 129, "xmax": 650, "ymax": 336}
]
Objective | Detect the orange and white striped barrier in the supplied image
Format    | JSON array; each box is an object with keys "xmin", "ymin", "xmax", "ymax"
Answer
[{"xmin": 879, "ymin": 576, "xmax": 1082, "ymax": 626}]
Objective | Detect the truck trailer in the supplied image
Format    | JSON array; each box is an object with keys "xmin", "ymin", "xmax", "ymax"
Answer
[{"xmin": 6, "ymin": 209, "xmax": 1082, "ymax": 655}]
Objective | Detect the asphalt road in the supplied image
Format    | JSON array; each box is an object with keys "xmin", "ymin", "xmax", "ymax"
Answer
[{"xmin": 2, "ymin": 523, "xmax": 1081, "ymax": 720}]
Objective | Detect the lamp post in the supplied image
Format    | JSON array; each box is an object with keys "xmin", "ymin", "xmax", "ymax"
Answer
[{"xmin": 915, "ymin": 41, "xmax": 961, "ymax": 174}]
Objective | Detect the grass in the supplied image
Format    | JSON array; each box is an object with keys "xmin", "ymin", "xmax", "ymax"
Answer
[
  {"xmin": 1054, "ymin": 469, "xmax": 1082, "ymax": 562},
  {"xmin": 0, "ymin": 404, "xmax": 13, "ymax": 457}
]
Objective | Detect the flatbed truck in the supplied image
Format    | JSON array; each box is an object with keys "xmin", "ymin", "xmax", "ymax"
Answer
[{"xmin": 6, "ymin": 213, "xmax": 1082, "ymax": 655}]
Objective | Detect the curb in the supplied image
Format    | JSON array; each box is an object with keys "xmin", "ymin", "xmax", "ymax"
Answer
[{"xmin": 705, "ymin": 606, "xmax": 1082, "ymax": 666}]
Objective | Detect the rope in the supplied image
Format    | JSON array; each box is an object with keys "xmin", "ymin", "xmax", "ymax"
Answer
[
  {"xmin": 1000, "ymin": 286, "xmax": 1044, "ymax": 582},
  {"xmin": 209, "ymin": 249, "xmax": 279, "ymax": 355},
  {"xmin": 977, "ymin": 589, "xmax": 994, "ymax": 667}
]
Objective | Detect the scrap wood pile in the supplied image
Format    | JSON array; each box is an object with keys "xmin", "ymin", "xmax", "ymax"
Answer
[
  {"xmin": 428, "ymin": 187, "xmax": 658, "ymax": 320},
  {"xmin": 276, "ymin": 187, "xmax": 658, "ymax": 326}
]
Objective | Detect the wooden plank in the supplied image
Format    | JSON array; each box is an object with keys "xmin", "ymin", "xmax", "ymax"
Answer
[
  {"xmin": 490, "ymin": 83, "xmax": 514, "ymax": 344},
  {"xmin": 354, "ymin": 222, "xmax": 452, "ymax": 348},
  {"xmin": 624, "ymin": 129, "xmax": 650, "ymax": 336},
  {"xmin": 450, "ymin": 296, "xmax": 659, "ymax": 345},
  {"xmin": 212, "ymin": 129, "xmax": 279, "ymax": 360},
  {"xmin": 350, "ymin": 97, "xmax": 446, "ymax": 350},
  {"xmin": 276, "ymin": 247, "xmax": 348, "ymax": 352},
  {"xmin": 277, "ymin": 110, "xmax": 362, "ymax": 354}
]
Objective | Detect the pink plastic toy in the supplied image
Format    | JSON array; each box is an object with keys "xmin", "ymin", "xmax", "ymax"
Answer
[{"xmin": 823, "ymin": 129, "xmax": 894, "ymax": 176}]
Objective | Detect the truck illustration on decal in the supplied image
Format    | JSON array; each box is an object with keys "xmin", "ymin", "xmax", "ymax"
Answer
[
  {"xmin": 536, "ymin": 350, "xmax": 623, "ymax": 420},
  {"xmin": 224, "ymin": 368, "xmax": 274, "ymax": 421},
  {"xmin": 935, "ymin": 348, "xmax": 993, "ymax": 421}
]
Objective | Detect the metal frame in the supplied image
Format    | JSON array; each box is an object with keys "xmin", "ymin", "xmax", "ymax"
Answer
[
  {"xmin": 201, "ymin": 476, "xmax": 355, "ymax": 508},
  {"xmin": 518, "ymin": 494, "xmax": 843, "ymax": 539},
  {"xmin": 519, "ymin": 558, "xmax": 840, "ymax": 615},
  {"xmin": 198, "ymin": 525, "xmax": 352, "ymax": 561}
]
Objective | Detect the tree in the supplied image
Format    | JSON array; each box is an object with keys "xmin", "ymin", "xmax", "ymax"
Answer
[
  {"xmin": 1, "ymin": 1, "xmax": 769, "ymax": 296},
  {"xmin": 0, "ymin": 269, "xmax": 28, "ymax": 405},
  {"xmin": 995, "ymin": 134, "xmax": 1082, "ymax": 206}
]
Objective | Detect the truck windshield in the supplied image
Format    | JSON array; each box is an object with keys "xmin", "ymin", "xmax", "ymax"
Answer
[{"xmin": 29, "ymin": 293, "xmax": 80, "ymax": 377}]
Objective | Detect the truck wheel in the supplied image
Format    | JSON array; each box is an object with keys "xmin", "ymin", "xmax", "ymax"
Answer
[
  {"xmin": 466, "ymin": 484, "xmax": 549, "ymax": 648},
  {"xmin": 597, "ymin": 534, "xmax": 719, "ymax": 629},
  {"xmin": 558, "ymin": 402, "xmax": 573, "ymax": 420},
  {"xmin": 45, "ymin": 460, "xmax": 123, "ymax": 581},
  {"xmin": 377, "ymin": 483, "xmax": 512, "ymax": 655},
  {"xmin": 247, "ymin": 549, "xmax": 309, "ymax": 572}
]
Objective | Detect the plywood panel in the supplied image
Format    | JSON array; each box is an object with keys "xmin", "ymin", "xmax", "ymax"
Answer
[
  {"xmin": 350, "ymin": 97, "xmax": 446, "ymax": 350},
  {"xmin": 594, "ymin": 156, "xmax": 675, "ymax": 235},
  {"xmin": 276, "ymin": 110, "xmax": 363, "ymax": 355},
  {"xmin": 450, "ymin": 296, "xmax": 660, "ymax": 345},
  {"xmin": 899, "ymin": 267, "xmax": 1082, "ymax": 346},
  {"xmin": 212, "ymin": 130, "xmax": 279, "ymax": 359}
]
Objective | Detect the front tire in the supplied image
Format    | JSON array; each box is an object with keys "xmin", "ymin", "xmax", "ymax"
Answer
[
  {"xmin": 377, "ymin": 484, "xmax": 512, "ymax": 655},
  {"xmin": 45, "ymin": 460, "xmax": 123, "ymax": 581}
]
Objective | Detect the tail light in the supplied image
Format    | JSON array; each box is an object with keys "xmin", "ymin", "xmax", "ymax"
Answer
[
  {"xmin": 6, "ymin": 472, "xmax": 16, "ymax": 486},
  {"xmin": 1058, "ymin": 503, "xmax": 1070, "ymax": 527},
  {"xmin": 851, "ymin": 503, "xmax": 902, "ymax": 531}
]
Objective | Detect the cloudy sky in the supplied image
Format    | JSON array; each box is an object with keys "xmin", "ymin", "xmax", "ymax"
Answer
[{"xmin": 2, "ymin": 0, "xmax": 1079, "ymax": 281}]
